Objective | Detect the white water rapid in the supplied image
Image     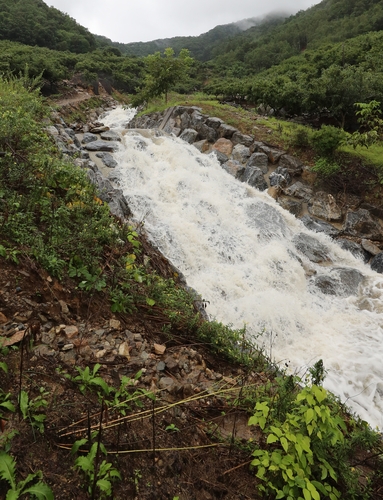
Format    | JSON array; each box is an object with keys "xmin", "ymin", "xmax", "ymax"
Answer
[{"xmin": 102, "ymin": 107, "xmax": 383, "ymax": 429}]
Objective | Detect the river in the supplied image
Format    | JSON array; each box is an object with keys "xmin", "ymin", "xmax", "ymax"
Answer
[{"xmin": 102, "ymin": 106, "xmax": 383, "ymax": 429}]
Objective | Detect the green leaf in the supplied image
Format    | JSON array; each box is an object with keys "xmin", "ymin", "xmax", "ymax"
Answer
[
  {"xmin": 303, "ymin": 488, "xmax": 312, "ymax": 500},
  {"xmin": 71, "ymin": 438, "xmax": 88, "ymax": 455},
  {"xmin": 267, "ymin": 434, "xmax": 279, "ymax": 444},
  {"xmin": 305, "ymin": 408, "xmax": 314, "ymax": 425},
  {"xmin": 0, "ymin": 362, "xmax": 8, "ymax": 373},
  {"xmin": 19, "ymin": 390, "xmax": 29, "ymax": 419},
  {"xmin": 90, "ymin": 377, "xmax": 110, "ymax": 395},
  {"xmin": 0, "ymin": 401, "xmax": 16, "ymax": 413},
  {"xmin": 75, "ymin": 456, "xmax": 93, "ymax": 472},
  {"xmin": 280, "ymin": 437, "xmax": 288, "ymax": 453},
  {"xmin": 146, "ymin": 298, "xmax": 155, "ymax": 306},
  {"xmin": 6, "ymin": 490, "xmax": 19, "ymax": 500},
  {"xmin": 23, "ymin": 482, "xmax": 54, "ymax": 500},
  {"xmin": 96, "ymin": 478, "xmax": 112, "ymax": 493},
  {"xmin": 0, "ymin": 452, "xmax": 17, "ymax": 489}
]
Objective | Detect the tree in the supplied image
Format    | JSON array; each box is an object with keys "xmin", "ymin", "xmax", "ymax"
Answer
[{"xmin": 133, "ymin": 47, "xmax": 193, "ymax": 105}]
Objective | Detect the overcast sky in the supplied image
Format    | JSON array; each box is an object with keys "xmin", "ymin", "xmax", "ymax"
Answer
[{"xmin": 47, "ymin": 0, "xmax": 322, "ymax": 44}]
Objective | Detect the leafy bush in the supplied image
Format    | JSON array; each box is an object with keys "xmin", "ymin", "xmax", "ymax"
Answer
[
  {"xmin": 249, "ymin": 384, "xmax": 347, "ymax": 499},
  {"xmin": 310, "ymin": 125, "xmax": 346, "ymax": 158},
  {"xmin": 312, "ymin": 157, "xmax": 341, "ymax": 178}
]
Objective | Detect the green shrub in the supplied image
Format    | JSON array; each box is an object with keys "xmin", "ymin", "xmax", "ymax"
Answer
[
  {"xmin": 310, "ymin": 125, "xmax": 346, "ymax": 158},
  {"xmin": 249, "ymin": 384, "xmax": 347, "ymax": 499},
  {"xmin": 312, "ymin": 157, "xmax": 341, "ymax": 178}
]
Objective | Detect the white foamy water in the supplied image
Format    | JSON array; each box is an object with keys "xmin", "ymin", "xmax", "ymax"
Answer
[{"xmin": 103, "ymin": 107, "xmax": 383, "ymax": 429}]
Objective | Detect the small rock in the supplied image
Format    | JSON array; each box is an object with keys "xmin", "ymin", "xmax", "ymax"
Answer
[
  {"xmin": 2, "ymin": 330, "xmax": 27, "ymax": 346},
  {"xmin": 95, "ymin": 349, "xmax": 107, "ymax": 358},
  {"xmin": 64, "ymin": 325, "xmax": 78, "ymax": 338},
  {"xmin": 59, "ymin": 300, "xmax": 69, "ymax": 314},
  {"xmin": 164, "ymin": 356, "xmax": 179, "ymax": 371},
  {"xmin": 62, "ymin": 344, "xmax": 74, "ymax": 351},
  {"xmin": 118, "ymin": 342, "xmax": 131, "ymax": 359},
  {"xmin": 153, "ymin": 343, "xmax": 166, "ymax": 355},
  {"xmin": 158, "ymin": 377, "xmax": 175, "ymax": 391},
  {"xmin": 361, "ymin": 239, "xmax": 381, "ymax": 256},
  {"xmin": 156, "ymin": 361, "xmax": 166, "ymax": 371},
  {"xmin": 109, "ymin": 319, "xmax": 121, "ymax": 330}
]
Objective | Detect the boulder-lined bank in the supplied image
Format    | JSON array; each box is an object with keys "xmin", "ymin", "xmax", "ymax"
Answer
[{"xmin": 48, "ymin": 103, "xmax": 383, "ymax": 273}]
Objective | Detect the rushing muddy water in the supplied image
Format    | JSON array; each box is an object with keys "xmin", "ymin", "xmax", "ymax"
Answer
[{"xmin": 102, "ymin": 107, "xmax": 383, "ymax": 429}]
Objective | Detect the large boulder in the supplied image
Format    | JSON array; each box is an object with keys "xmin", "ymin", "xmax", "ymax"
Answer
[
  {"xmin": 222, "ymin": 160, "xmax": 245, "ymax": 179},
  {"xmin": 293, "ymin": 233, "xmax": 331, "ymax": 264},
  {"xmin": 343, "ymin": 208, "xmax": 383, "ymax": 241},
  {"xmin": 84, "ymin": 140, "xmax": 119, "ymax": 152},
  {"xmin": 311, "ymin": 268, "xmax": 364, "ymax": 296},
  {"xmin": 212, "ymin": 138, "xmax": 233, "ymax": 156},
  {"xmin": 246, "ymin": 152, "xmax": 268, "ymax": 174},
  {"xmin": 269, "ymin": 167, "xmax": 291, "ymax": 188},
  {"xmin": 242, "ymin": 167, "xmax": 268, "ymax": 191},
  {"xmin": 279, "ymin": 154, "xmax": 304, "ymax": 176},
  {"xmin": 370, "ymin": 252, "xmax": 383, "ymax": 273},
  {"xmin": 100, "ymin": 130, "xmax": 121, "ymax": 141},
  {"xmin": 300, "ymin": 215, "xmax": 339, "ymax": 237},
  {"xmin": 285, "ymin": 181, "xmax": 313, "ymax": 201},
  {"xmin": 308, "ymin": 191, "xmax": 342, "ymax": 222},
  {"xmin": 232, "ymin": 144, "xmax": 251, "ymax": 164},
  {"xmin": 179, "ymin": 128, "xmax": 198, "ymax": 144}
]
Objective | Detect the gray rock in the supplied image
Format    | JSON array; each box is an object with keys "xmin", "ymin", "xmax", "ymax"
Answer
[
  {"xmin": 232, "ymin": 144, "xmax": 251, "ymax": 164},
  {"xmin": 343, "ymin": 209, "xmax": 383, "ymax": 241},
  {"xmin": 222, "ymin": 160, "xmax": 245, "ymax": 179},
  {"xmin": 246, "ymin": 152, "xmax": 268, "ymax": 174},
  {"xmin": 269, "ymin": 167, "xmax": 291, "ymax": 187},
  {"xmin": 293, "ymin": 233, "xmax": 331, "ymax": 263},
  {"xmin": 190, "ymin": 111, "xmax": 204, "ymax": 131},
  {"xmin": 308, "ymin": 191, "xmax": 342, "ymax": 221},
  {"xmin": 84, "ymin": 140, "xmax": 119, "ymax": 152},
  {"xmin": 259, "ymin": 145, "xmax": 285, "ymax": 164},
  {"xmin": 193, "ymin": 139, "xmax": 209, "ymax": 153},
  {"xmin": 156, "ymin": 361, "xmax": 166, "ymax": 371},
  {"xmin": 211, "ymin": 150, "xmax": 229, "ymax": 165},
  {"xmin": 249, "ymin": 141, "xmax": 265, "ymax": 154},
  {"xmin": 311, "ymin": 268, "xmax": 364, "ymax": 296},
  {"xmin": 218, "ymin": 123, "xmax": 238, "ymax": 138},
  {"xmin": 205, "ymin": 116, "xmax": 224, "ymax": 130},
  {"xmin": 180, "ymin": 111, "xmax": 191, "ymax": 129},
  {"xmin": 96, "ymin": 152, "xmax": 118, "ymax": 168},
  {"xmin": 100, "ymin": 130, "xmax": 121, "ymax": 141},
  {"xmin": 301, "ymin": 215, "xmax": 339, "ymax": 237},
  {"xmin": 278, "ymin": 196, "xmax": 302, "ymax": 216},
  {"xmin": 361, "ymin": 239, "xmax": 381, "ymax": 256},
  {"xmin": 82, "ymin": 132, "xmax": 98, "ymax": 144},
  {"xmin": 179, "ymin": 128, "xmax": 198, "ymax": 144},
  {"xmin": 338, "ymin": 239, "xmax": 368, "ymax": 261},
  {"xmin": 370, "ymin": 252, "xmax": 383, "ymax": 273},
  {"xmin": 232, "ymin": 131, "xmax": 253, "ymax": 147},
  {"xmin": 242, "ymin": 167, "xmax": 268, "ymax": 191},
  {"xmin": 279, "ymin": 154, "xmax": 303, "ymax": 176},
  {"xmin": 360, "ymin": 203, "xmax": 383, "ymax": 221},
  {"xmin": 285, "ymin": 181, "xmax": 313, "ymax": 201},
  {"xmin": 199, "ymin": 123, "xmax": 218, "ymax": 142},
  {"xmin": 158, "ymin": 376, "xmax": 176, "ymax": 391}
]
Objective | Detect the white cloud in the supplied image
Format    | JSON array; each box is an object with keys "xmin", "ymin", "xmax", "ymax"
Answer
[{"xmin": 47, "ymin": 0, "xmax": 322, "ymax": 43}]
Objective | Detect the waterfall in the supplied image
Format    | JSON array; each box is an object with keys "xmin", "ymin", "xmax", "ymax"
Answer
[{"xmin": 102, "ymin": 107, "xmax": 383, "ymax": 429}]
